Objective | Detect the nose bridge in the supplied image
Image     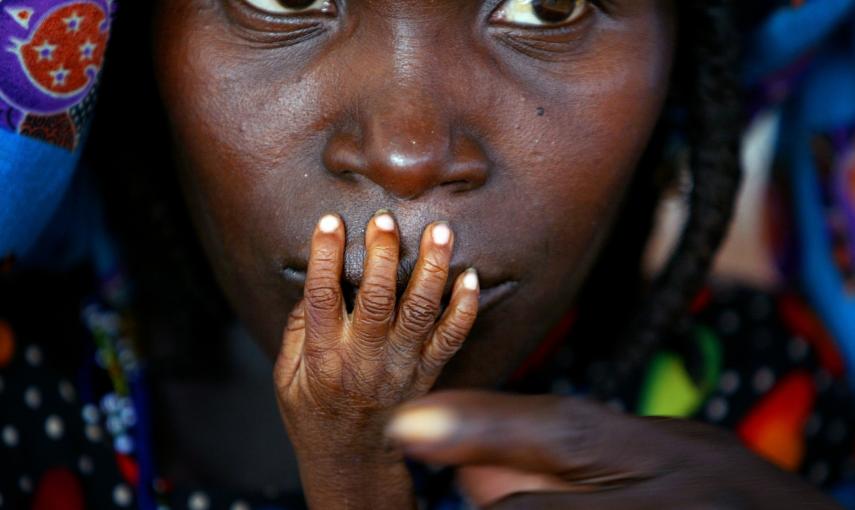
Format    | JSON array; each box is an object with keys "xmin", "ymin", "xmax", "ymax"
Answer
[
  {"xmin": 322, "ymin": 17, "xmax": 489, "ymax": 199},
  {"xmin": 358, "ymin": 21, "xmax": 453, "ymax": 197},
  {"xmin": 362, "ymin": 83, "xmax": 449, "ymax": 177}
]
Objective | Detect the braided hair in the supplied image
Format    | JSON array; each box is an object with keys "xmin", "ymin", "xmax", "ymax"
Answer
[{"xmin": 582, "ymin": 0, "xmax": 743, "ymax": 398}]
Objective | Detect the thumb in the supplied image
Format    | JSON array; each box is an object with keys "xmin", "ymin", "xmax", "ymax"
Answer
[{"xmin": 386, "ymin": 390, "xmax": 666, "ymax": 482}]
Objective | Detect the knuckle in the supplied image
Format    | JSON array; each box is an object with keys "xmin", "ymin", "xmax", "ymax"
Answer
[
  {"xmin": 399, "ymin": 294, "xmax": 440, "ymax": 332},
  {"xmin": 420, "ymin": 257, "xmax": 449, "ymax": 280},
  {"xmin": 550, "ymin": 399, "xmax": 603, "ymax": 469},
  {"xmin": 369, "ymin": 246, "xmax": 398, "ymax": 266},
  {"xmin": 305, "ymin": 279, "xmax": 341, "ymax": 311},
  {"xmin": 312, "ymin": 247, "xmax": 339, "ymax": 266},
  {"xmin": 437, "ymin": 311, "xmax": 475, "ymax": 344},
  {"xmin": 357, "ymin": 283, "xmax": 396, "ymax": 319}
]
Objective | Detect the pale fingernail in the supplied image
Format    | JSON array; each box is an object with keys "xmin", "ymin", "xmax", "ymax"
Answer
[
  {"xmin": 375, "ymin": 213, "xmax": 396, "ymax": 232},
  {"xmin": 387, "ymin": 407, "xmax": 457, "ymax": 443},
  {"xmin": 463, "ymin": 269, "xmax": 479, "ymax": 291},
  {"xmin": 432, "ymin": 223, "xmax": 451, "ymax": 246},
  {"xmin": 319, "ymin": 215, "xmax": 340, "ymax": 233}
]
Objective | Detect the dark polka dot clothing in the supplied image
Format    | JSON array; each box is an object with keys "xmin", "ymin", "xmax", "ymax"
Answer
[{"xmin": 2, "ymin": 270, "xmax": 855, "ymax": 509}]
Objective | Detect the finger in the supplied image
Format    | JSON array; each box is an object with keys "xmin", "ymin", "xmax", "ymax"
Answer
[
  {"xmin": 457, "ymin": 465, "xmax": 576, "ymax": 509},
  {"xmin": 304, "ymin": 214, "xmax": 346, "ymax": 348},
  {"xmin": 392, "ymin": 222, "xmax": 454, "ymax": 351},
  {"xmin": 386, "ymin": 391, "xmax": 667, "ymax": 481},
  {"xmin": 350, "ymin": 210, "xmax": 399, "ymax": 350},
  {"xmin": 274, "ymin": 300, "xmax": 307, "ymax": 394},
  {"xmin": 487, "ymin": 487, "xmax": 668, "ymax": 510},
  {"xmin": 418, "ymin": 269, "xmax": 478, "ymax": 380}
]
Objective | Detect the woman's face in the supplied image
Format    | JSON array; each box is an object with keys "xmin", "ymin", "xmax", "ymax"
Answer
[{"xmin": 153, "ymin": 0, "xmax": 676, "ymax": 387}]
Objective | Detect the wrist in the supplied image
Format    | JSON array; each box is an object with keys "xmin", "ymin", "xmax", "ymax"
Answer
[{"xmin": 297, "ymin": 449, "xmax": 415, "ymax": 510}]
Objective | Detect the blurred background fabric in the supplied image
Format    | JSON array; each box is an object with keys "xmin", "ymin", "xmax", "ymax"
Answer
[{"xmin": 648, "ymin": 0, "xmax": 855, "ymax": 391}]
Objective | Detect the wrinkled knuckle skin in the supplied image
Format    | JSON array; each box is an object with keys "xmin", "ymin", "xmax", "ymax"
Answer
[
  {"xmin": 285, "ymin": 314, "xmax": 306, "ymax": 334},
  {"xmin": 312, "ymin": 247, "xmax": 339, "ymax": 266},
  {"xmin": 305, "ymin": 279, "xmax": 341, "ymax": 311},
  {"xmin": 357, "ymin": 284, "xmax": 396, "ymax": 321},
  {"xmin": 370, "ymin": 246, "xmax": 398, "ymax": 266},
  {"xmin": 421, "ymin": 257, "xmax": 449, "ymax": 280},
  {"xmin": 436, "ymin": 317, "xmax": 472, "ymax": 347},
  {"xmin": 399, "ymin": 294, "xmax": 440, "ymax": 333}
]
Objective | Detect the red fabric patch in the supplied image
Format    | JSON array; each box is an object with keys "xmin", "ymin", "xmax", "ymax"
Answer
[
  {"xmin": 32, "ymin": 467, "xmax": 85, "ymax": 510},
  {"xmin": 737, "ymin": 371, "xmax": 816, "ymax": 471},
  {"xmin": 20, "ymin": 3, "xmax": 108, "ymax": 96}
]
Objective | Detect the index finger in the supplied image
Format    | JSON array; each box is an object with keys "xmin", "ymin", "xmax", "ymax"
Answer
[{"xmin": 303, "ymin": 214, "xmax": 347, "ymax": 346}]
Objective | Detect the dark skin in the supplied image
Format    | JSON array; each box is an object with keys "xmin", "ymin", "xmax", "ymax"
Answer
[{"xmin": 152, "ymin": 0, "xmax": 838, "ymax": 508}]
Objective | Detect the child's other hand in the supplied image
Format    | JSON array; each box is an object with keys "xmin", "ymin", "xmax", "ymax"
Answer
[
  {"xmin": 273, "ymin": 211, "xmax": 479, "ymax": 508},
  {"xmin": 389, "ymin": 391, "xmax": 840, "ymax": 510}
]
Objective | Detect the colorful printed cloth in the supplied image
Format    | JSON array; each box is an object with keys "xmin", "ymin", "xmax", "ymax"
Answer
[
  {"xmin": 0, "ymin": 0, "xmax": 115, "ymax": 263},
  {"xmin": 2, "ymin": 271, "xmax": 854, "ymax": 509}
]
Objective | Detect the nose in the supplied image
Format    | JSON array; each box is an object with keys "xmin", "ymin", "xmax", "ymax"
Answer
[{"xmin": 323, "ymin": 93, "xmax": 489, "ymax": 199}]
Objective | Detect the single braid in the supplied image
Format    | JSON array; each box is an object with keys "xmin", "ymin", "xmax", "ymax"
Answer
[{"xmin": 594, "ymin": 0, "xmax": 743, "ymax": 397}]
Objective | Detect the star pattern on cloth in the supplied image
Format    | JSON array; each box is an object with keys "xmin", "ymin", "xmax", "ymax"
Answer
[
  {"xmin": 32, "ymin": 40, "xmax": 57, "ymax": 62},
  {"xmin": 17, "ymin": 2, "xmax": 109, "ymax": 96},
  {"xmin": 49, "ymin": 65, "xmax": 69, "ymax": 87},
  {"xmin": 78, "ymin": 40, "xmax": 96, "ymax": 61},
  {"xmin": 62, "ymin": 12, "xmax": 84, "ymax": 33}
]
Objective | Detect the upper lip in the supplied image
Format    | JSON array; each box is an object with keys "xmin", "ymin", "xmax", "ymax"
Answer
[{"xmin": 281, "ymin": 258, "xmax": 510, "ymax": 297}]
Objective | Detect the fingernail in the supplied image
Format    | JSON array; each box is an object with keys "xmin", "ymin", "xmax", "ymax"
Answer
[
  {"xmin": 463, "ymin": 269, "xmax": 479, "ymax": 291},
  {"xmin": 374, "ymin": 213, "xmax": 396, "ymax": 232},
  {"xmin": 387, "ymin": 407, "xmax": 457, "ymax": 443},
  {"xmin": 319, "ymin": 214, "xmax": 340, "ymax": 233},
  {"xmin": 432, "ymin": 223, "xmax": 451, "ymax": 246}
]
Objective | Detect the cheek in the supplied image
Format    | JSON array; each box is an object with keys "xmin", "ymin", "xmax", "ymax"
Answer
[
  {"xmin": 153, "ymin": 5, "xmax": 329, "ymax": 283},
  {"xmin": 477, "ymin": 14, "xmax": 674, "ymax": 316}
]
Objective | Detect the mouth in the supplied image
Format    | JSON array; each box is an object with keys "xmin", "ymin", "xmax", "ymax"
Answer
[{"xmin": 279, "ymin": 264, "xmax": 518, "ymax": 315}]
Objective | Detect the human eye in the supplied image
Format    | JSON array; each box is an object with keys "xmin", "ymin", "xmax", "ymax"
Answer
[
  {"xmin": 492, "ymin": 0, "xmax": 591, "ymax": 27},
  {"xmin": 240, "ymin": 0, "xmax": 335, "ymax": 16}
]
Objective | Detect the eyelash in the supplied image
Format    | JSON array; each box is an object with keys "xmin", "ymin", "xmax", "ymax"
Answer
[
  {"xmin": 226, "ymin": 0, "xmax": 610, "ymax": 49},
  {"xmin": 234, "ymin": 0, "xmax": 610, "ymax": 25}
]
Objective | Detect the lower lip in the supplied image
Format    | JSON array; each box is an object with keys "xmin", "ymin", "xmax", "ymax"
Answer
[{"xmin": 279, "ymin": 267, "xmax": 518, "ymax": 314}]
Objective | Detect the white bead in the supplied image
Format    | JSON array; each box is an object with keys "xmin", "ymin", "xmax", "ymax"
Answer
[
  {"xmin": 78, "ymin": 455, "xmax": 94, "ymax": 475},
  {"xmin": 705, "ymin": 397, "xmax": 729, "ymax": 422},
  {"xmin": 24, "ymin": 346, "xmax": 42, "ymax": 367},
  {"xmin": 787, "ymin": 337, "xmax": 809, "ymax": 362},
  {"xmin": 23, "ymin": 386, "xmax": 41, "ymax": 409},
  {"xmin": 58, "ymin": 380, "xmax": 76, "ymax": 403},
  {"xmin": 718, "ymin": 370, "xmax": 740, "ymax": 394},
  {"xmin": 188, "ymin": 492, "xmax": 210, "ymax": 510},
  {"xmin": 113, "ymin": 484, "xmax": 132, "ymax": 507},
  {"xmin": 2, "ymin": 425, "xmax": 18, "ymax": 447},
  {"xmin": 752, "ymin": 367, "xmax": 775, "ymax": 394},
  {"xmin": 230, "ymin": 501, "xmax": 250, "ymax": 510},
  {"xmin": 81, "ymin": 404, "xmax": 99, "ymax": 424},
  {"xmin": 85, "ymin": 424, "xmax": 103, "ymax": 442},
  {"xmin": 716, "ymin": 310, "xmax": 741, "ymax": 335},
  {"xmin": 19, "ymin": 476, "xmax": 32, "ymax": 493},
  {"xmin": 45, "ymin": 415, "xmax": 64, "ymax": 440},
  {"xmin": 809, "ymin": 462, "xmax": 829, "ymax": 485}
]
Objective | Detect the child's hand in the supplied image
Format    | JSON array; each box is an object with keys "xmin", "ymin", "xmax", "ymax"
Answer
[
  {"xmin": 273, "ymin": 211, "xmax": 479, "ymax": 509},
  {"xmin": 388, "ymin": 391, "xmax": 840, "ymax": 510}
]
